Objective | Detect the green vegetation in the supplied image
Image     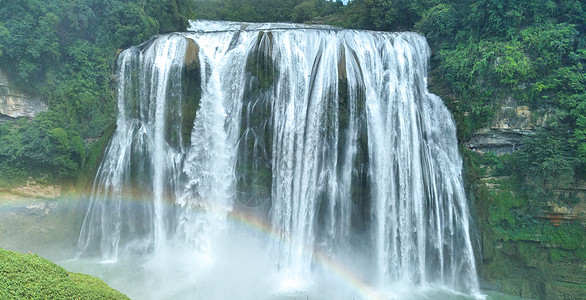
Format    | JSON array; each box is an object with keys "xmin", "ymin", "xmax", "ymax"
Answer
[
  {"xmin": 192, "ymin": 0, "xmax": 345, "ymax": 24},
  {"xmin": 466, "ymin": 146, "xmax": 584, "ymax": 247},
  {"xmin": 0, "ymin": 0, "xmax": 195, "ymax": 186},
  {"xmin": 1, "ymin": 0, "xmax": 583, "ymax": 298},
  {"xmin": 0, "ymin": 248, "xmax": 128, "ymax": 299},
  {"xmin": 2, "ymin": 0, "xmax": 582, "ymax": 198},
  {"xmin": 193, "ymin": 2, "xmax": 585, "ymax": 247},
  {"xmin": 413, "ymin": 1, "xmax": 585, "ymax": 204},
  {"xmin": 336, "ymin": 2, "xmax": 586, "ymax": 281},
  {"xmin": 0, "ymin": 116, "xmax": 85, "ymax": 186},
  {"xmin": 194, "ymin": 0, "xmax": 585, "ymax": 194},
  {"xmin": 467, "ymin": 148, "xmax": 584, "ymax": 298}
]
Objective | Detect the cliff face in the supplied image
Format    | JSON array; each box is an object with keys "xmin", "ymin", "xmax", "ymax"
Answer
[
  {"xmin": 0, "ymin": 70, "xmax": 47, "ymax": 120},
  {"xmin": 473, "ymin": 177, "xmax": 585, "ymax": 299},
  {"xmin": 465, "ymin": 100, "xmax": 585, "ymax": 299},
  {"xmin": 467, "ymin": 99, "xmax": 547, "ymax": 154}
]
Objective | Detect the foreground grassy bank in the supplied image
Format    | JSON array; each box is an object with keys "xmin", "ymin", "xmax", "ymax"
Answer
[{"xmin": 0, "ymin": 248, "xmax": 128, "ymax": 299}]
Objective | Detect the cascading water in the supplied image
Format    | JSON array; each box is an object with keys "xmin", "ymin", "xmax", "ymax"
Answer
[{"xmin": 77, "ymin": 20, "xmax": 481, "ymax": 299}]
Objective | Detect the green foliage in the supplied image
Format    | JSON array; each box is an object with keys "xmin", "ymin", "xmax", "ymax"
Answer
[
  {"xmin": 415, "ymin": 3, "xmax": 458, "ymax": 42},
  {"xmin": 485, "ymin": 179, "xmax": 527, "ymax": 228},
  {"xmin": 96, "ymin": 2, "xmax": 158, "ymax": 49},
  {"xmin": 493, "ymin": 42, "xmax": 532, "ymax": 85},
  {"xmin": 541, "ymin": 223, "xmax": 584, "ymax": 250},
  {"xmin": 340, "ymin": 0, "xmax": 434, "ymax": 31},
  {"xmin": 193, "ymin": 0, "xmax": 343, "ymax": 24},
  {"xmin": 0, "ymin": 0, "xmax": 195, "ymax": 185},
  {"xmin": 0, "ymin": 0, "xmax": 582, "ymax": 209},
  {"xmin": 346, "ymin": 0, "xmax": 398, "ymax": 31},
  {"xmin": 515, "ymin": 130, "xmax": 579, "ymax": 194},
  {"xmin": 520, "ymin": 23, "xmax": 579, "ymax": 73},
  {"xmin": 0, "ymin": 0, "xmax": 60, "ymax": 87},
  {"xmin": 413, "ymin": 0, "xmax": 586, "ymax": 192},
  {"xmin": 478, "ymin": 177, "xmax": 584, "ymax": 251},
  {"xmin": 470, "ymin": 150, "xmax": 514, "ymax": 177},
  {"xmin": 0, "ymin": 248, "xmax": 129, "ymax": 299},
  {"xmin": 293, "ymin": 1, "xmax": 317, "ymax": 23},
  {"xmin": 0, "ymin": 23, "xmax": 8, "ymax": 56},
  {"xmin": 0, "ymin": 114, "xmax": 85, "ymax": 181}
]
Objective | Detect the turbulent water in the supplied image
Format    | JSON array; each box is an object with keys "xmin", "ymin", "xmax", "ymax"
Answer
[{"xmin": 78, "ymin": 20, "xmax": 481, "ymax": 299}]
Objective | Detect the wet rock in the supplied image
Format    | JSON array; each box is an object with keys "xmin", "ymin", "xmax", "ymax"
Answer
[{"xmin": 184, "ymin": 38, "xmax": 200, "ymax": 69}]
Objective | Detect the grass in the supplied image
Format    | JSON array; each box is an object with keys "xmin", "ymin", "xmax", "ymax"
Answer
[{"xmin": 0, "ymin": 248, "xmax": 129, "ymax": 299}]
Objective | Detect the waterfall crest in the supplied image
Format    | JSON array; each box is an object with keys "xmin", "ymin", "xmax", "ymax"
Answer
[{"xmin": 78, "ymin": 20, "xmax": 480, "ymax": 295}]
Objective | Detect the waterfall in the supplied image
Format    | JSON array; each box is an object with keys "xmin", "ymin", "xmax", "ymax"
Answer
[{"xmin": 78, "ymin": 20, "xmax": 480, "ymax": 296}]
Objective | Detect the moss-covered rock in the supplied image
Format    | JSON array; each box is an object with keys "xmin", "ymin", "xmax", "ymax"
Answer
[
  {"xmin": 0, "ymin": 248, "xmax": 128, "ymax": 299},
  {"xmin": 181, "ymin": 38, "xmax": 202, "ymax": 149},
  {"xmin": 78, "ymin": 121, "xmax": 117, "ymax": 190},
  {"xmin": 467, "ymin": 160, "xmax": 585, "ymax": 299}
]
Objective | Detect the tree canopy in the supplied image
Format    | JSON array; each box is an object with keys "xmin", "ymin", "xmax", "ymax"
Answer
[
  {"xmin": 0, "ymin": 0, "xmax": 584, "ymax": 197},
  {"xmin": 0, "ymin": 0, "xmax": 194, "ymax": 184}
]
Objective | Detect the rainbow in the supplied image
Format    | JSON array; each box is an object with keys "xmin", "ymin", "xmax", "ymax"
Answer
[
  {"xmin": 82, "ymin": 190, "xmax": 388, "ymax": 300},
  {"xmin": 0, "ymin": 192, "xmax": 477, "ymax": 299},
  {"xmin": 225, "ymin": 208, "xmax": 386, "ymax": 300}
]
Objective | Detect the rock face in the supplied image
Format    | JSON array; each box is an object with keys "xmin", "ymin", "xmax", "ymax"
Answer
[
  {"xmin": 467, "ymin": 128, "xmax": 531, "ymax": 153},
  {"xmin": 0, "ymin": 70, "xmax": 48, "ymax": 119},
  {"xmin": 480, "ymin": 237, "xmax": 585, "ymax": 299},
  {"xmin": 464, "ymin": 98, "xmax": 585, "ymax": 299},
  {"xmin": 475, "ymin": 178, "xmax": 586, "ymax": 299},
  {"xmin": 466, "ymin": 101, "xmax": 547, "ymax": 153}
]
